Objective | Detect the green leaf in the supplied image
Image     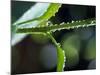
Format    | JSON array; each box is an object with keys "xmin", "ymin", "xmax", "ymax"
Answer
[
  {"xmin": 14, "ymin": 3, "xmax": 62, "ymax": 26},
  {"xmin": 12, "ymin": 2, "xmax": 61, "ymax": 46},
  {"xmin": 16, "ymin": 18, "xmax": 96, "ymax": 34}
]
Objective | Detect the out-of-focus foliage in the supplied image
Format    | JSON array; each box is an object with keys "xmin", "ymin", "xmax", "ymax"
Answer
[
  {"xmin": 61, "ymin": 33, "xmax": 80, "ymax": 69},
  {"xmin": 39, "ymin": 44, "xmax": 57, "ymax": 70},
  {"xmin": 84, "ymin": 36, "xmax": 96, "ymax": 60}
]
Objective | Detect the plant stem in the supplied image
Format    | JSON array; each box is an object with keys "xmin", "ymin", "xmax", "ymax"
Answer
[
  {"xmin": 16, "ymin": 18, "xmax": 96, "ymax": 33},
  {"xmin": 47, "ymin": 31, "xmax": 65, "ymax": 72},
  {"xmin": 47, "ymin": 32, "xmax": 59, "ymax": 47}
]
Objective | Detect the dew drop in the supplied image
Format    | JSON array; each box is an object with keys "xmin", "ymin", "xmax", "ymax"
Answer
[
  {"xmin": 66, "ymin": 22, "xmax": 69, "ymax": 24},
  {"xmin": 62, "ymin": 28, "xmax": 65, "ymax": 29},
  {"xmin": 91, "ymin": 21, "xmax": 94, "ymax": 24},
  {"xmin": 76, "ymin": 21, "xmax": 78, "ymax": 22},
  {"xmin": 60, "ymin": 22, "xmax": 65, "ymax": 25},
  {"xmin": 63, "ymin": 64, "xmax": 65, "ymax": 68},
  {"xmin": 52, "ymin": 29, "xmax": 56, "ymax": 32},
  {"xmin": 79, "ymin": 21, "xmax": 81, "ymax": 22},
  {"xmin": 57, "ymin": 43, "xmax": 61, "ymax": 47},
  {"xmin": 83, "ymin": 24, "xmax": 85, "ymax": 27},
  {"xmin": 72, "ymin": 21, "xmax": 74, "ymax": 23},
  {"xmin": 57, "ymin": 29, "xmax": 61, "ymax": 31}
]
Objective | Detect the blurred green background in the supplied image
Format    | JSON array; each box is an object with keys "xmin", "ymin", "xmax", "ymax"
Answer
[{"xmin": 11, "ymin": 1, "xmax": 96, "ymax": 74}]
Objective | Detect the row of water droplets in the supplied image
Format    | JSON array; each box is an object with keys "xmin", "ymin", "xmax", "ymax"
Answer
[
  {"xmin": 57, "ymin": 43, "xmax": 66, "ymax": 71},
  {"xmin": 16, "ymin": 19, "xmax": 95, "ymax": 34}
]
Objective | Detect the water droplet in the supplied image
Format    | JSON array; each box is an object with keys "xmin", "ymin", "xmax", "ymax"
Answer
[
  {"xmin": 63, "ymin": 28, "xmax": 65, "ymax": 29},
  {"xmin": 67, "ymin": 22, "xmax": 69, "ymax": 24},
  {"xmin": 54, "ymin": 24, "xmax": 58, "ymax": 26},
  {"xmin": 72, "ymin": 21, "xmax": 74, "ymax": 23},
  {"xmin": 57, "ymin": 43, "xmax": 61, "ymax": 47},
  {"xmin": 52, "ymin": 29, "xmax": 56, "ymax": 32},
  {"xmin": 82, "ymin": 24, "xmax": 85, "ymax": 27},
  {"xmin": 60, "ymin": 22, "xmax": 65, "ymax": 25},
  {"xmin": 76, "ymin": 21, "xmax": 78, "ymax": 22},
  {"xmin": 76, "ymin": 26, "xmax": 79, "ymax": 28},
  {"xmin": 64, "ymin": 57, "xmax": 66, "ymax": 62},
  {"xmin": 79, "ymin": 21, "xmax": 81, "ymax": 22},
  {"xmin": 63, "ymin": 64, "xmax": 65, "ymax": 68},
  {"xmin": 57, "ymin": 29, "xmax": 61, "ymax": 31},
  {"xmin": 91, "ymin": 21, "xmax": 94, "ymax": 24}
]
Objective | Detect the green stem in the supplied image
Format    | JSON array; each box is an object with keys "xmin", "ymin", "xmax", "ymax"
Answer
[
  {"xmin": 47, "ymin": 31, "xmax": 65, "ymax": 72},
  {"xmin": 47, "ymin": 32, "xmax": 59, "ymax": 47},
  {"xmin": 16, "ymin": 18, "xmax": 96, "ymax": 33}
]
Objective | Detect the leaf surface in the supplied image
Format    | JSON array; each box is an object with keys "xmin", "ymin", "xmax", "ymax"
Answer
[{"xmin": 12, "ymin": 3, "xmax": 61, "ymax": 46}]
